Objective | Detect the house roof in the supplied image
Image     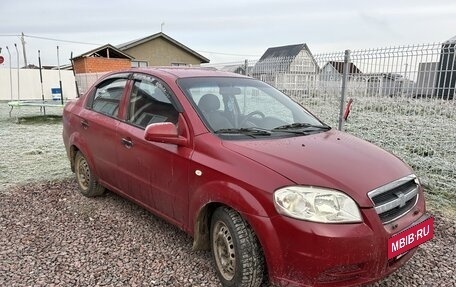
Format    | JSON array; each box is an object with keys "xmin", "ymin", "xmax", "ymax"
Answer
[
  {"xmin": 364, "ymin": 73, "xmax": 403, "ymax": 81},
  {"xmin": 72, "ymin": 44, "xmax": 134, "ymax": 60},
  {"xmin": 21, "ymin": 63, "xmax": 73, "ymax": 70},
  {"xmin": 258, "ymin": 43, "xmax": 308, "ymax": 60},
  {"xmin": 52, "ymin": 64, "xmax": 74, "ymax": 70},
  {"xmin": 444, "ymin": 35, "xmax": 456, "ymax": 44},
  {"xmin": 253, "ymin": 43, "xmax": 318, "ymax": 74},
  {"xmin": 325, "ymin": 61, "xmax": 362, "ymax": 74},
  {"xmin": 219, "ymin": 63, "xmax": 253, "ymax": 74},
  {"xmin": 117, "ymin": 32, "xmax": 210, "ymax": 63}
]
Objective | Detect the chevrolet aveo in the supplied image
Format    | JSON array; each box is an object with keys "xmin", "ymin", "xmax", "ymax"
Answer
[{"xmin": 63, "ymin": 68, "xmax": 429, "ymax": 287}]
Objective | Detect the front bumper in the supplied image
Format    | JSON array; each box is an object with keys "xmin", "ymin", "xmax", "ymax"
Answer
[{"xmin": 246, "ymin": 192, "xmax": 426, "ymax": 287}]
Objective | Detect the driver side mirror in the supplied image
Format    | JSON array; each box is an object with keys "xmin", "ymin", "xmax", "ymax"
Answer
[{"xmin": 144, "ymin": 122, "xmax": 188, "ymax": 146}]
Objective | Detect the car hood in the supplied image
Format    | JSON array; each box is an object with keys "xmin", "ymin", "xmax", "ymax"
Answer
[{"xmin": 222, "ymin": 130, "xmax": 413, "ymax": 207}]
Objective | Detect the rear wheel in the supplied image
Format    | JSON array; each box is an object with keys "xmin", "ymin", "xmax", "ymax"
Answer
[
  {"xmin": 210, "ymin": 207, "xmax": 265, "ymax": 287},
  {"xmin": 74, "ymin": 151, "xmax": 105, "ymax": 197}
]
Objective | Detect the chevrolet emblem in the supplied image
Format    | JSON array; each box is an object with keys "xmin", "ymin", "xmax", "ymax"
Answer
[{"xmin": 396, "ymin": 192, "xmax": 406, "ymax": 208}]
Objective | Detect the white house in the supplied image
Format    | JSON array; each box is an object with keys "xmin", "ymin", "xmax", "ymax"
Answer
[
  {"xmin": 319, "ymin": 61, "xmax": 364, "ymax": 96},
  {"xmin": 252, "ymin": 44, "xmax": 319, "ymax": 95}
]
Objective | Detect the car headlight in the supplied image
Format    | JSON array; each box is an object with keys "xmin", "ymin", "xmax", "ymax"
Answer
[{"xmin": 273, "ymin": 186, "xmax": 362, "ymax": 223}]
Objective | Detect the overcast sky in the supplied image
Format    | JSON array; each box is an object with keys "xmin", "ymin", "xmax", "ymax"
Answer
[{"xmin": 1, "ymin": 0, "xmax": 456, "ymax": 67}]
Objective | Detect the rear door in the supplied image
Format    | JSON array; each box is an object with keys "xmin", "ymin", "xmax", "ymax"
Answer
[
  {"xmin": 78, "ymin": 75, "xmax": 130, "ymax": 189},
  {"xmin": 116, "ymin": 73, "xmax": 192, "ymax": 226}
]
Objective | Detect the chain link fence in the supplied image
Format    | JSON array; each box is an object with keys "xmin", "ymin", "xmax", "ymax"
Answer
[{"xmin": 205, "ymin": 42, "xmax": 456, "ymax": 197}]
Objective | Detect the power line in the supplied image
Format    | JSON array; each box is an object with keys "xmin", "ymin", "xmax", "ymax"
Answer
[
  {"xmin": 23, "ymin": 34, "xmax": 102, "ymax": 46},
  {"xmin": 196, "ymin": 50, "xmax": 261, "ymax": 57},
  {"xmin": 3, "ymin": 33, "xmax": 262, "ymax": 57}
]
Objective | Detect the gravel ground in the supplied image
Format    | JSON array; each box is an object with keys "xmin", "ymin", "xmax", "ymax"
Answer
[{"xmin": 1, "ymin": 179, "xmax": 455, "ymax": 287}]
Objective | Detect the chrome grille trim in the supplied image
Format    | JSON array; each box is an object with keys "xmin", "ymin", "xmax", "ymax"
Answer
[
  {"xmin": 367, "ymin": 174, "xmax": 417, "ymax": 198},
  {"xmin": 373, "ymin": 186, "xmax": 418, "ymax": 214},
  {"xmin": 367, "ymin": 174, "xmax": 420, "ymax": 224}
]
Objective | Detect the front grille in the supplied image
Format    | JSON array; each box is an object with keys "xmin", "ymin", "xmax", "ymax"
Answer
[
  {"xmin": 378, "ymin": 195, "xmax": 417, "ymax": 222},
  {"xmin": 368, "ymin": 175, "xmax": 419, "ymax": 224},
  {"xmin": 370, "ymin": 180, "xmax": 416, "ymax": 205}
]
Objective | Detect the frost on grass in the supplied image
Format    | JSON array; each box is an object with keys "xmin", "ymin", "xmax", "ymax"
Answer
[
  {"xmin": 0, "ymin": 104, "xmax": 73, "ymax": 191},
  {"xmin": 0, "ymin": 96, "xmax": 455, "ymax": 206},
  {"xmin": 297, "ymin": 95, "xmax": 456, "ymax": 205}
]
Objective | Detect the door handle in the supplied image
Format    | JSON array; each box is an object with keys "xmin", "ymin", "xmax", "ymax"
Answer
[
  {"xmin": 121, "ymin": 137, "xmax": 133, "ymax": 149},
  {"xmin": 80, "ymin": 119, "xmax": 89, "ymax": 129}
]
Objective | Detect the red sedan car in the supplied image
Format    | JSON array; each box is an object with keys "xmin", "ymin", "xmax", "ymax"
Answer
[{"xmin": 63, "ymin": 68, "xmax": 430, "ymax": 287}]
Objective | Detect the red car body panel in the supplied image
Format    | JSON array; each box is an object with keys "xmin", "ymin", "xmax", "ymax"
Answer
[
  {"xmin": 247, "ymin": 197, "xmax": 425, "ymax": 286},
  {"xmin": 79, "ymin": 109, "xmax": 121, "ymax": 187},
  {"xmin": 63, "ymin": 68, "xmax": 427, "ymax": 287},
  {"xmin": 221, "ymin": 130, "xmax": 413, "ymax": 207}
]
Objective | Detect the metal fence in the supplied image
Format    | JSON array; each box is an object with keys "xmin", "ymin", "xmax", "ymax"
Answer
[{"xmin": 205, "ymin": 42, "xmax": 456, "ymax": 196}]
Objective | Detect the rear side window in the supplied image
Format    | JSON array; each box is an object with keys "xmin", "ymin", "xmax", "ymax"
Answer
[
  {"xmin": 90, "ymin": 78, "xmax": 127, "ymax": 117},
  {"xmin": 127, "ymin": 77, "xmax": 179, "ymax": 128}
]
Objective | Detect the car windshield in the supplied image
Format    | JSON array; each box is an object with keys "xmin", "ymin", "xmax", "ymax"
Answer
[{"xmin": 178, "ymin": 77, "xmax": 329, "ymax": 138}]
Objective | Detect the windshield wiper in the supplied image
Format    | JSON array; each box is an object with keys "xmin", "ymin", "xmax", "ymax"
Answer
[
  {"xmin": 215, "ymin": 127, "xmax": 272, "ymax": 137},
  {"xmin": 272, "ymin": 122, "xmax": 331, "ymax": 133}
]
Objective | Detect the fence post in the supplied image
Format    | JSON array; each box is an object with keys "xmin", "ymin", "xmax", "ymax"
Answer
[
  {"xmin": 6, "ymin": 46, "xmax": 13, "ymax": 100},
  {"xmin": 244, "ymin": 59, "xmax": 248, "ymax": 76},
  {"xmin": 338, "ymin": 49, "xmax": 351, "ymax": 131},
  {"xmin": 14, "ymin": 44, "xmax": 20, "ymax": 101}
]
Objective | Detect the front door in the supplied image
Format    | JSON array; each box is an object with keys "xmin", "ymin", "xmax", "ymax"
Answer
[{"xmin": 115, "ymin": 74, "xmax": 191, "ymax": 227}]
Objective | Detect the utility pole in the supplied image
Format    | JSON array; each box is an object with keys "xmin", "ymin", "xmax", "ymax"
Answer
[
  {"xmin": 21, "ymin": 32, "xmax": 28, "ymax": 67},
  {"xmin": 161, "ymin": 22, "xmax": 165, "ymax": 33}
]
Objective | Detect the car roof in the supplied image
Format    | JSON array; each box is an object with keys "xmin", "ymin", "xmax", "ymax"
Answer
[{"xmin": 129, "ymin": 67, "xmax": 250, "ymax": 79}]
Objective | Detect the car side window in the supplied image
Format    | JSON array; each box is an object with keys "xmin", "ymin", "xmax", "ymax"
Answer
[
  {"xmin": 90, "ymin": 78, "xmax": 127, "ymax": 117},
  {"xmin": 127, "ymin": 77, "xmax": 179, "ymax": 128}
]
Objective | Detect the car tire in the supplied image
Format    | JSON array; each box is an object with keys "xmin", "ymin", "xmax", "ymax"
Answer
[
  {"xmin": 74, "ymin": 151, "xmax": 105, "ymax": 197},
  {"xmin": 210, "ymin": 207, "xmax": 265, "ymax": 287}
]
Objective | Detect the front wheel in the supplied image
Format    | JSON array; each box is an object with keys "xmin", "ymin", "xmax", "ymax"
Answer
[
  {"xmin": 210, "ymin": 207, "xmax": 265, "ymax": 287},
  {"xmin": 74, "ymin": 151, "xmax": 105, "ymax": 197}
]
